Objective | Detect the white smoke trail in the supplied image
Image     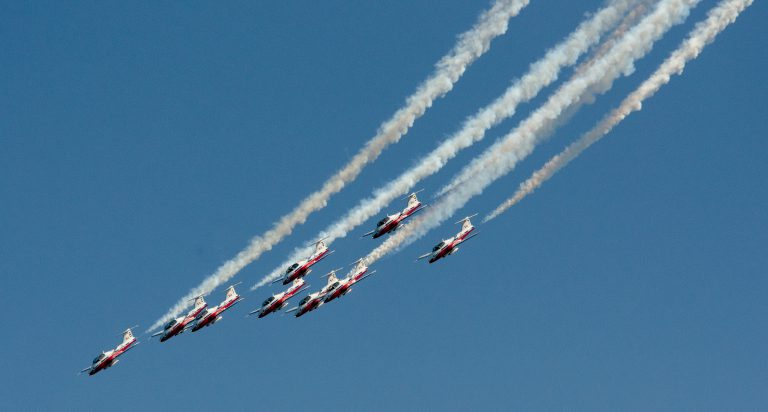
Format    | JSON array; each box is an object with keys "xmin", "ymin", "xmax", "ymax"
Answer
[
  {"xmin": 485, "ymin": 0, "xmax": 753, "ymax": 222},
  {"xmin": 252, "ymin": 0, "xmax": 641, "ymax": 290},
  {"xmin": 148, "ymin": 0, "xmax": 529, "ymax": 332},
  {"xmin": 572, "ymin": 0, "xmax": 654, "ymax": 78},
  {"xmin": 433, "ymin": 2, "xmax": 654, "ymax": 198},
  {"xmin": 366, "ymin": 0, "xmax": 699, "ymax": 265}
]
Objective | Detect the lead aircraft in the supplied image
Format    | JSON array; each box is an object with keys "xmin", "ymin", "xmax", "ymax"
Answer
[
  {"xmin": 249, "ymin": 278, "xmax": 310, "ymax": 318},
  {"xmin": 417, "ymin": 214, "xmax": 478, "ymax": 264},
  {"xmin": 189, "ymin": 284, "xmax": 243, "ymax": 332},
  {"xmin": 273, "ymin": 238, "xmax": 334, "ymax": 285},
  {"xmin": 80, "ymin": 327, "xmax": 139, "ymax": 376},
  {"xmin": 363, "ymin": 191, "xmax": 426, "ymax": 239},
  {"xmin": 150, "ymin": 296, "xmax": 207, "ymax": 342}
]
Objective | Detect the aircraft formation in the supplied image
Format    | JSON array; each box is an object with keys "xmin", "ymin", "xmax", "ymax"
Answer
[
  {"xmin": 80, "ymin": 0, "xmax": 755, "ymax": 376},
  {"xmin": 81, "ymin": 191, "xmax": 478, "ymax": 376}
]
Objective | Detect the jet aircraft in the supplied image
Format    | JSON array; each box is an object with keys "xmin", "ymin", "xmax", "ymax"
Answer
[
  {"xmin": 249, "ymin": 278, "xmax": 309, "ymax": 318},
  {"xmin": 150, "ymin": 296, "xmax": 207, "ymax": 342},
  {"xmin": 80, "ymin": 327, "xmax": 139, "ymax": 376},
  {"xmin": 417, "ymin": 214, "xmax": 478, "ymax": 263},
  {"xmin": 189, "ymin": 284, "xmax": 243, "ymax": 332},
  {"xmin": 273, "ymin": 238, "xmax": 334, "ymax": 285},
  {"xmin": 363, "ymin": 191, "xmax": 426, "ymax": 239},
  {"xmin": 323, "ymin": 259, "xmax": 375, "ymax": 304},
  {"xmin": 284, "ymin": 268, "xmax": 343, "ymax": 317}
]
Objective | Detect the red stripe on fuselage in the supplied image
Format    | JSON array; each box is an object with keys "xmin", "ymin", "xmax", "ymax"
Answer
[
  {"xmin": 90, "ymin": 339, "xmax": 136, "ymax": 374},
  {"xmin": 194, "ymin": 297, "xmax": 239, "ymax": 329}
]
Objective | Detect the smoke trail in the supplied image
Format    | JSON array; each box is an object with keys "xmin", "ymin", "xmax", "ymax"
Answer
[
  {"xmin": 433, "ymin": 2, "xmax": 654, "ymax": 198},
  {"xmin": 365, "ymin": 0, "xmax": 699, "ymax": 265},
  {"xmin": 485, "ymin": 0, "xmax": 753, "ymax": 222},
  {"xmin": 148, "ymin": 0, "xmax": 529, "ymax": 332},
  {"xmin": 252, "ymin": 0, "xmax": 640, "ymax": 290},
  {"xmin": 573, "ymin": 0, "xmax": 654, "ymax": 78}
]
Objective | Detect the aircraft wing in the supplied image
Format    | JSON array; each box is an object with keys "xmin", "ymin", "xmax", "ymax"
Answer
[
  {"xmin": 406, "ymin": 204, "xmax": 428, "ymax": 218},
  {"xmin": 121, "ymin": 341, "xmax": 140, "ymax": 353},
  {"xmin": 284, "ymin": 306, "xmax": 299, "ymax": 313},
  {"xmin": 357, "ymin": 270, "xmax": 377, "ymax": 282},
  {"xmin": 79, "ymin": 366, "xmax": 92, "ymax": 375},
  {"xmin": 362, "ymin": 230, "xmax": 375, "ymax": 237},
  {"xmin": 315, "ymin": 250, "xmax": 334, "ymax": 262},
  {"xmin": 247, "ymin": 308, "xmax": 261, "ymax": 317},
  {"xmin": 271, "ymin": 276, "xmax": 285, "ymax": 285},
  {"xmin": 458, "ymin": 232, "xmax": 479, "ymax": 244},
  {"xmin": 417, "ymin": 252, "xmax": 432, "ymax": 260},
  {"xmin": 222, "ymin": 296, "xmax": 244, "ymax": 312},
  {"xmin": 150, "ymin": 330, "xmax": 164, "ymax": 338}
]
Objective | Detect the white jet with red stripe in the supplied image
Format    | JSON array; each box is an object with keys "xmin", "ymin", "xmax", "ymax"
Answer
[
  {"xmin": 322, "ymin": 259, "xmax": 376, "ymax": 304},
  {"xmin": 80, "ymin": 327, "xmax": 139, "ymax": 376},
  {"xmin": 249, "ymin": 278, "xmax": 310, "ymax": 318},
  {"xmin": 363, "ymin": 190, "xmax": 427, "ymax": 239},
  {"xmin": 284, "ymin": 268, "xmax": 343, "ymax": 317},
  {"xmin": 150, "ymin": 295, "xmax": 207, "ymax": 342},
  {"xmin": 189, "ymin": 284, "xmax": 243, "ymax": 332},
  {"xmin": 417, "ymin": 214, "xmax": 478, "ymax": 264},
  {"xmin": 273, "ymin": 238, "xmax": 334, "ymax": 286}
]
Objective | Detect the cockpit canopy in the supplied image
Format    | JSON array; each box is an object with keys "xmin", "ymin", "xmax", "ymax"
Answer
[
  {"xmin": 164, "ymin": 319, "xmax": 178, "ymax": 330},
  {"xmin": 92, "ymin": 353, "xmax": 106, "ymax": 365},
  {"xmin": 432, "ymin": 242, "xmax": 445, "ymax": 252},
  {"xmin": 285, "ymin": 263, "xmax": 300, "ymax": 274},
  {"xmin": 262, "ymin": 296, "xmax": 275, "ymax": 307},
  {"xmin": 299, "ymin": 296, "xmax": 312, "ymax": 306},
  {"xmin": 328, "ymin": 281, "xmax": 340, "ymax": 291},
  {"xmin": 376, "ymin": 216, "xmax": 390, "ymax": 227}
]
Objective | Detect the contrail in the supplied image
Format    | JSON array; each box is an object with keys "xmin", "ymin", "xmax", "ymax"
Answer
[
  {"xmin": 485, "ymin": 0, "xmax": 753, "ymax": 223},
  {"xmin": 148, "ymin": 0, "xmax": 529, "ymax": 332},
  {"xmin": 252, "ymin": 0, "xmax": 640, "ymax": 290},
  {"xmin": 366, "ymin": 0, "xmax": 699, "ymax": 265}
]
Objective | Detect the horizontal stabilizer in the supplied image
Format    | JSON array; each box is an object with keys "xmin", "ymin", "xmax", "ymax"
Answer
[
  {"xmin": 402, "ymin": 189, "xmax": 425, "ymax": 200},
  {"xmin": 321, "ymin": 268, "xmax": 343, "ymax": 278},
  {"xmin": 455, "ymin": 213, "xmax": 478, "ymax": 224},
  {"xmin": 307, "ymin": 236, "xmax": 329, "ymax": 246}
]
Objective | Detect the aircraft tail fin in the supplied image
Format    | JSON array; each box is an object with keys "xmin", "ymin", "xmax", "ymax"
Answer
[
  {"xmin": 225, "ymin": 282, "xmax": 242, "ymax": 301},
  {"xmin": 309, "ymin": 236, "xmax": 329, "ymax": 252},
  {"xmin": 349, "ymin": 258, "xmax": 366, "ymax": 271},
  {"xmin": 121, "ymin": 327, "xmax": 136, "ymax": 344},
  {"xmin": 455, "ymin": 213, "xmax": 478, "ymax": 231},
  {"xmin": 406, "ymin": 189, "xmax": 424, "ymax": 208},
  {"xmin": 192, "ymin": 295, "xmax": 206, "ymax": 309}
]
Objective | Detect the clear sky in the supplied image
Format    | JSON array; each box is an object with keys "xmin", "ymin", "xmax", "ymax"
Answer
[{"xmin": 1, "ymin": 1, "xmax": 766, "ymax": 410}]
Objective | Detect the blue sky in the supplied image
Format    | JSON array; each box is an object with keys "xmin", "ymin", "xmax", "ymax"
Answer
[{"xmin": 1, "ymin": 1, "xmax": 766, "ymax": 410}]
